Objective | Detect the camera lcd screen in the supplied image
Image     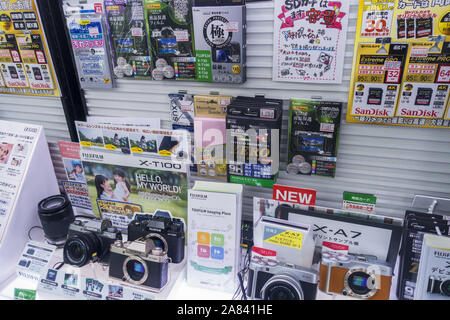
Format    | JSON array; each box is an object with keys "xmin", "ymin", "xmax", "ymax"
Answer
[{"xmin": 215, "ymin": 49, "xmax": 230, "ymax": 62}]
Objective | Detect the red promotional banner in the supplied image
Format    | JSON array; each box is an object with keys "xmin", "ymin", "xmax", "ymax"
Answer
[{"xmin": 273, "ymin": 184, "xmax": 316, "ymax": 205}]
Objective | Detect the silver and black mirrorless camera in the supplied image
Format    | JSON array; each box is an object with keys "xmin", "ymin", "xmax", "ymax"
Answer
[
  {"xmin": 247, "ymin": 256, "xmax": 319, "ymax": 300},
  {"xmin": 63, "ymin": 219, "xmax": 122, "ymax": 267},
  {"xmin": 427, "ymin": 276, "xmax": 450, "ymax": 297},
  {"xmin": 109, "ymin": 234, "xmax": 169, "ymax": 291}
]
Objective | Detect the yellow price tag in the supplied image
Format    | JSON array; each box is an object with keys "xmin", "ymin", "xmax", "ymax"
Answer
[
  {"xmin": 80, "ymin": 141, "xmax": 92, "ymax": 147},
  {"xmin": 264, "ymin": 230, "xmax": 304, "ymax": 250},
  {"xmin": 105, "ymin": 144, "xmax": 117, "ymax": 150}
]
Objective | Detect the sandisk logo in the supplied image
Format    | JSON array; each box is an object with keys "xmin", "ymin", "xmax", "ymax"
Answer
[
  {"xmin": 400, "ymin": 109, "xmax": 437, "ymax": 117},
  {"xmin": 354, "ymin": 108, "xmax": 389, "ymax": 116}
]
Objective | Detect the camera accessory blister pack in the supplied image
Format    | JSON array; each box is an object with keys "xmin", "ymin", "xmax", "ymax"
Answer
[
  {"xmin": 226, "ymin": 95, "xmax": 282, "ymax": 188},
  {"xmin": 63, "ymin": 0, "xmax": 115, "ymax": 89},
  {"xmin": 192, "ymin": 0, "xmax": 246, "ymax": 84},
  {"xmin": 396, "ymin": 210, "xmax": 450, "ymax": 300},
  {"xmin": 144, "ymin": 0, "xmax": 196, "ymax": 80},
  {"xmin": 414, "ymin": 233, "xmax": 450, "ymax": 300},
  {"xmin": 104, "ymin": 0, "xmax": 152, "ymax": 79},
  {"xmin": 287, "ymin": 99, "xmax": 342, "ymax": 178}
]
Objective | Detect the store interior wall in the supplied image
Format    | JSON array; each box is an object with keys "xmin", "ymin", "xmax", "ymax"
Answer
[{"xmin": 0, "ymin": 0, "xmax": 449, "ymax": 219}]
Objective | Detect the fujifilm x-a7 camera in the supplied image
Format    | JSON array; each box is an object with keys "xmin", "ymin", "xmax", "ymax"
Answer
[
  {"xmin": 319, "ymin": 252, "xmax": 393, "ymax": 300},
  {"xmin": 63, "ymin": 219, "xmax": 122, "ymax": 267},
  {"xmin": 247, "ymin": 256, "xmax": 319, "ymax": 300},
  {"xmin": 128, "ymin": 210, "xmax": 185, "ymax": 263},
  {"xmin": 109, "ymin": 234, "xmax": 169, "ymax": 291}
]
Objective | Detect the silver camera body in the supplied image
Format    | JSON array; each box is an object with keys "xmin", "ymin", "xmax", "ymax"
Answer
[
  {"xmin": 109, "ymin": 234, "xmax": 170, "ymax": 291},
  {"xmin": 247, "ymin": 257, "xmax": 319, "ymax": 300}
]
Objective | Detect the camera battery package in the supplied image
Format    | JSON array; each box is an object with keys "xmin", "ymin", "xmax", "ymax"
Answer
[
  {"xmin": 143, "ymin": 0, "xmax": 196, "ymax": 80},
  {"xmin": 194, "ymin": 94, "xmax": 232, "ymax": 118},
  {"xmin": 187, "ymin": 181, "xmax": 243, "ymax": 293},
  {"xmin": 63, "ymin": 0, "xmax": 115, "ymax": 89},
  {"xmin": 194, "ymin": 117, "xmax": 227, "ymax": 180},
  {"xmin": 226, "ymin": 96, "xmax": 282, "ymax": 188},
  {"xmin": 415, "ymin": 233, "xmax": 450, "ymax": 300},
  {"xmin": 396, "ymin": 41, "xmax": 450, "ymax": 119},
  {"xmin": 348, "ymin": 43, "xmax": 408, "ymax": 119},
  {"xmin": 105, "ymin": 0, "xmax": 152, "ymax": 79},
  {"xmin": 287, "ymin": 99, "xmax": 342, "ymax": 178},
  {"xmin": 192, "ymin": 0, "xmax": 246, "ymax": 84},
  {"xmin": 0, "ymin": 120, "xmax": 59, "ymax": 285}
]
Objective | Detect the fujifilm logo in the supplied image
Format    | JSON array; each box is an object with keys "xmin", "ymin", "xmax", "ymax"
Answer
[
  {"xmin": 434, "ymin": 251, "xmax": 450, "ymax": 259},
  {"xmin": 400, "ymin": 109, "xmax": 437, "ymax": 117},
  {"xmin": 191, "ymin": 193, "xmax": 207, "ymax": 200},
  {"xmin": 354, "ymin": 108, "xmax": 389, "ymax": 116}
]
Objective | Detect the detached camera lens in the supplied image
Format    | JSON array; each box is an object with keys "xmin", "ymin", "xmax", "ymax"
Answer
[
  {"xmin": 38, "ymin": 194, "xmax": 75, "ymax": 245},
  {"xmin": 63, "ymin": 233, "xmax": 100, "ymax": 267}
]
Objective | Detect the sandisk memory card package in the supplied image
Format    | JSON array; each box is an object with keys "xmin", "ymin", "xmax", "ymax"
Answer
[
  {"xmin": 396, "ymin": 41, "xmax": 450, "ymax": 119},
  {"xmin": 349, "ymin": 43, "xmax": 408, "ymax": 118},
  {"xmin": 288, "ymin": 99, "xmax": 342, "ymax": 178},
  {"xmin": 226, "ymin": 96, "xmax": 282, "ymax": 188}
]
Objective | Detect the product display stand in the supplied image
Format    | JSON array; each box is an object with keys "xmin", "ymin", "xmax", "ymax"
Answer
[{"xmin": 0, "ymin": 120, "xmax": 59, "ymax": 286}]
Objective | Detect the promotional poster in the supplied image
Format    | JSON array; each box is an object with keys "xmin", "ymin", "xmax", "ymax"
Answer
[
  {"xmin": 0, "ymin": 0, "xmax": 59, "ymax": 96},
  {"xmin": 347, "ymin": 0, "xmax": 450, "ymax": 128},
  {"xmin": 76, "ymin": 122, "xmax": 189, "ymax": 229},
  {"xmin": 272, "ymin": 0, "xmax": 349, "ymax": 83}
]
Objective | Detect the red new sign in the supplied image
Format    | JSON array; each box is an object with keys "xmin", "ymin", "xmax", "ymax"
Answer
[{"xmin": 273, "ymin": 184, "xmax": 316, "ymax": 205}]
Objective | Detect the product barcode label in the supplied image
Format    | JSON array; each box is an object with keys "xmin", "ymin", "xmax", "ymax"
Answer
[
  {"xmin": 260, "ymin": 108, "xmax": 275, "ymax": 119},
  {"xmin": 320, "ymin": 123, "xmax": 335, "ymax": 132}
]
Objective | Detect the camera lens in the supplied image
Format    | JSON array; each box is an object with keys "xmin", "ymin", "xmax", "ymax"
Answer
[
  {"xmin": 440, "ymin": 280, "xmax": 450, "ymax": 297},
  {"xmin": 63, "ymin": 232, "xmax": 100, "ymax": 267},
  {"xmin": 38, "ymin": 194, "xmax": 75, "ymax": 245},
  {"xmin": 347, "ymin": 271, "xmax": 374, "ymax": 296},
  {"xmin": 261, "ymin": 275, "xmax": 303, "ymax": 300}
]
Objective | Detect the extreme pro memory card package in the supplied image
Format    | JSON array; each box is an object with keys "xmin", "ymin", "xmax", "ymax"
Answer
[
  {"xmin": 397, "ymin": 210, "xmax": 450, "ymax": 300},
  {"xmin": 105, "ymin": 0, "xmax": 152, "ymax": 79},
  {"xmin": 226, "ymin": 95, "xmax": 282, "ymax": 188},
  {"xmin": 287, "ymin": 99, "xmax": 342, "ymax": 178},
  {"xmin": 396, "ymin": 41, "xmax": 450, "ymax": 119},
  {"xmin": 349, "ymin": 43, "xmax": 408, "ymax": 118},
  {"xmin": 192, "ymin": 0, "xmax": 246, "ymax": 84},
  {"xmin": 144, "ymin": 0, "xmax": 196, "ymax": 80}
]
